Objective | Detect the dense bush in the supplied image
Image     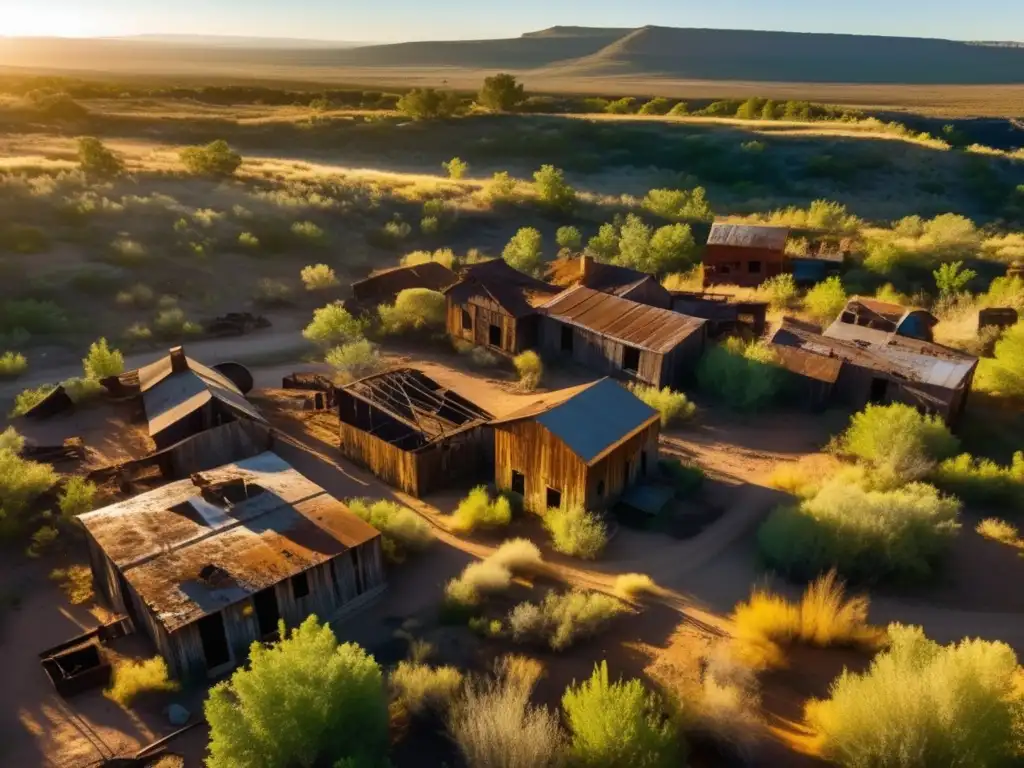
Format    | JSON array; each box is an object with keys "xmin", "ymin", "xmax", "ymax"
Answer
[
  {"xmin": 758, "ymin": 273, "xmax": 799, "ymax": 311},
  {"xmin": 443, "ymin": 156, "xmax": 469, "ymax": 179},
  {"xmin": 488, "ymin": 538, "xmax": 543, "ymax": 573},
  {"xmin": 638, "ymin": 97, "xmax": 672, "ymax": 115},
  {"xmin": 300, "ymin": 263, "xmax": 339, "ymax": 290},
  {"xmin": 303, "ymin": 302, "xmax": 367, "ymax": 347},
  {"xmin": 377, "ymin": 288, "xmax": 446, "ymax": 334},
  {"xmin": 0, "ymin": 299, "xmax": 67, "ymax": 336},
  {"xmin": 612, "ymin": 215, "xmax": 698, "ymax": 275},
  {"xmin": 533, "ymin": 165, "xmax": 576, "ymax": 211},
  {"xmin": 697, "ymin": 338, "xmax": 786, "ymax": 411},
  {"xmin": 401, "ymin": 248, "xmax": 457, "ymax": 269},
  {"xmin": 0, "ymin": 351, "xmax": 27, "ymax": 378},
  {"xmin": 153, "ymin": 308, "xmax": 202, "ymax": 338},
  {"xmin": 981, "ymin": 320, "xmax": 1024, "ymax": 398},
  {"xmin": 59, "ymin": 476, "xmax": 98, "ymax": 520},
  {"xmin": 627, "ymin": 383, "xmax": 695, "ymax": 426},
  {"xmin": 179, "ymin": 139, "xmax": 242, "ymax": 177},
  {"xmin": 932, "ymin": 452, "xmax": 1024, "ymax": 507},
  {"xmin": 0, "ymin": 426, "xmax": 24, "ymax": 454},
  {"xmin": 0, "ymin": 442, "xmax": 57, "ymax": 536},
  {"xmin": 479, "ymin": 73, "xmax": 525, "ymax": 112},
  {"xmin": 803, "ymin": 276, "xmax": 847, "ymax": 326},
  {"xmin": 758, "ymin": 479, "xmax": 961, "ymax": 583},
  {"xmin": 605, "ymin": 97, "xmax": 636, "ymax": 115},
  {"xmin": 542, "ymin": 505, "xmax": 608, "ymax": 559},
  {"xmin": 205, "ymin": 616, "xmax": 389, "ymax": 768},
  {"xmin": 641, "ymin": 187, "xmax": 713, "ymax": 222},
  {"xmin": 445, "ymin": 560, "xmax": 513, "ymax": 612},
  {"xmin": 485, "ymin": 171, "xmax": 519, "ymax": 205},
  {"xmin": 556, "ymin": 225, "xmax": 582, "ymax": 251},
  {"xmin": 976, "ymin": 517, "xmax": 1019, "ymax": 545},
  {"xmin": 10, "ymin": 384, "xmax": 54, "ymax": 417},
  {"xmin": 562, "ymin": 662, "xmax": 680, "ymax": 768},
  {"xmin": 503, "ymin": 227, "xmax": 544, "ymax": 275},
  {"xmin": 838, "ymin": 403, "xmax": 959, "ymax": 485},
  {"xmin": 451, "ymin": 486, "xmax": 513, "ymax": 534},
  {"xmin": 105, "ymin": 657, "xmax": 179, "ymax": 707},
  {"xmin": 325, "ymin": 339, "xmax": 384, "ymax": 380},
  {"xmin": 508, "ymin": 590, "xmax": 626, "ymax": 651},
  {"xmin": 397, "ymin": 88, "xmax": 460, "ymax": 120},
  {"xmin": 513, "ymin": 350, "xmax": 543, "ymax": 391},
  {"xmin": 586, "ymin": 223, "xmax": 620, "ymax": 261},
  {"xmin": 391, "ymin": 661, "xmax": 463, "ymax": 718},
  {"xmin": 252, "ymin": 278, "xmax": 294, "ymax": 307},
  {"xmin": 805, "ymin": 624, "xmax": 1024, "ymax": 767},
  {"xmin": 347, "ymin": 498, "xmax": 433, "ymax": 562},
  {"xmin": 659, "ymin": 458, "xmax": 705, "ymax": 498},
  {"xmin": 82, "ymin": 337, "xmax": 124, "ymax": 379},
  {"xmin": 77, "ymin": 137, "xmax": 124, "ymax": 177},
  {"xmin": 613, "ymin": 573, "xmax": 658, "ymax": 600}
]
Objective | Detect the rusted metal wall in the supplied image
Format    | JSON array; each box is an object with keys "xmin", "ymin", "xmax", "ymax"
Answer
[
  {"xmin": 340, "ymin": 421, "xmax": 421, "ymax": 495},
  {"xmin": 704, "ymin": 244, "xmax": 787, "ymax": 288},
  {"xmin": 538, "ymin": 316, "xmax": 666, "ymax": 388},
  {"xmin": 494, "ymin": 420, "xmax": 660, "ymax": 514},
  {"xmin": 446, "ymin": 295, "xmax": 519, "ymax": 355}
]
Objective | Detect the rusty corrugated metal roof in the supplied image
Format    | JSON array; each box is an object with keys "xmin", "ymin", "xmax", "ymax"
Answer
[
  {"xmin": 843, "ymin": 297, "xmax": 938, "ymax": 329},
  {"xmin": 707, "ymin": 222, "xmax": 789, "ymax": 250},
  {"xmin": 540, "ymin": 285, "xmax": 705, "ymax": 353},
  {"xmin": 78, "ymin": 452, "xmax": 380, "ymax": 633}
]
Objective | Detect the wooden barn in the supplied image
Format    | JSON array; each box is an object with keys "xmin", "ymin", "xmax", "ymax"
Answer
[
  {"xmin": 337, "ymin": 368, "xmax": 493, "ymax": 497},
  {"xmin": 538, "ymin": 286, "xmax": 707, "ymax": 388},
  {"xmin": 350, "ymin": 262, "xmax": 456, "ymax": 307},
  {"xmin": 78, "ymin": 452, "xmax": 385, "ymax": 680},
  {"xmin": 703, "ymin": 223, "xmax": 789, "ymax": 288},
  {"xmin": 544, "ymin": 255, "xmax": 672, "ymax": 309},
  {"xmin": 831, "ymin": 297, "xmax": 938, "ymax": 342},
  {"xmin": 444, "ymin": 260, "xmax": 560, "ymax": 356},
  {"xmin": 491, "ymin": 378, "xmax": 660, "ymax": 514},
  {"xmin": 770, "ymin": 319, "xmax": 978, "ymax": 425}
]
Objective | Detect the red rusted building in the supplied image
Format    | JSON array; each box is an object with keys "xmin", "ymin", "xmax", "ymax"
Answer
[{"xmin": 703, "ymin": 223, "xmax": 789, "ymax": 288}]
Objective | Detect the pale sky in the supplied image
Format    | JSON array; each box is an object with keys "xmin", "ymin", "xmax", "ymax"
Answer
[{"xmin": 4, "ymin": 0, "xmax": 1023, "ymax": 43}]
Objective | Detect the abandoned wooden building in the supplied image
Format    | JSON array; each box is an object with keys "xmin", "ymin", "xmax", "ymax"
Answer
[
  {"xmin": 444, "ymin": 259, "xmax": 561, "ymax": 356},
  {"xmin": 829, "ymin": 297, "xmax": 938, "ymax": 342},
  {"xmin": 78, "ymin": 452, "xmax": 385, "ymax": 679},
  {"xmin": 337, "ymin": 368, "xmax": 493, "ymax": 497},
  {"xmin": 670, "ymin": 291, "xmax": 769, "ymax": 337},
  {"xmin": 491, "ymin": 378, "xmax": 660, "ymax": 514},
  {"xmin": 544, "ymin": 255, "xmax": 672, "ymax": 309},
  {"xmin": 703, "ymin": 223, "xmax": 790, "ymax": 288},
  {"xmin": 770, "ymin": 318, "xmax": 978, "ymax": 424},
  {"xmin": 538, "ymin": 286, "xmax": 708, "ymax": 388},
  {"xmin": 350, "ymin": 262, "xmax": 457, "ymax": 307}
]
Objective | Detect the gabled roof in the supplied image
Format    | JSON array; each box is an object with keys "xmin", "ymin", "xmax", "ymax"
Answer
[
  {"xmin": 445, "ymin": 259, "xmax": 560, "ymax": 318},
  {"xmin": 707, "ymin": 222, "xmax": 789, "ymax": 250},
  {"xmin": 351, "ymin": 261, "xmax": 456, "ymax": 302},
  {"xmin": 841, "ymin": 297, "xmax": 938, "ymax": 329},
  {"xmin": 544, "ymin": 256, "xmax": 660, "ymax": 298},
  {"xmin": 492, "ymin": 378, "xmax": 659, "ymax": 466},
  {"xmin": 78, "ymin": 452, "xmax": 380, "ymax": 633},
  {"xmin": 540, "ymin": 285, "xmax": 706, "ymax": 353}
]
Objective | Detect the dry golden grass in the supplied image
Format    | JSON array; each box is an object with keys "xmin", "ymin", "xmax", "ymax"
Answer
[
  {"xmin": 105, "ymin": 656, "xmax": 179, "ymax": 707},
  {"xmin": 613, "ymin": 573, "xmax": 659, "ymax": 600},
  {"xmin": 768, "ymin": 455, "xmax": 846, "ymax": 498},
  {"xmin": 976, "ymin": 518, "xmax": 1023, "ymax": 548}
]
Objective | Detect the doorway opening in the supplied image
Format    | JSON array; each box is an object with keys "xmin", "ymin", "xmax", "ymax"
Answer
[
  {"xmin": 253, "ymin": 587, "xmax": 279, "ymax": 638},
  {"xmin": 198, "ymin": 612, "xmax": 231, "ymax": 671}
]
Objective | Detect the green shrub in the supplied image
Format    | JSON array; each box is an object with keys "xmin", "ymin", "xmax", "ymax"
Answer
[
  {"xmin": 451, "ymin": 486, "xmax": 513, "ymax": 534},
  {"xmin": 627, "ymin": 383, "xmax": 695, "ymax": 426},
  {"xmin": 105, "ymin": 656, "xmax": 179, "ymax": 707},
  {"xmin": 108, "ymin": 236, "xmax": 147, "ymax": 265},
  {"xmin": 981, "ymin": 320, "xmax": 1024, "ymax": 398},
  {"xmin": 805, "ymin": 624, "xmax": 1024, "ymax": 767},
  {"xmin": 303, "ymin": 302, "xmax": 367, "ymax": 347},
  {"xmin": 562, "ymin": 662, "xmax": 680, "ymax": 768},
  {"xmin": 27, "ymin": 524, "xmax": 59, "ymax": 557},
  {"xmin": 758, "ymin": 479, "xmax": 961, "ymax": 583},
  {"xmin": 513, "ymin": 350, "xmax": 543, "ymax": 391},
  {"xmin": 443, "ymin": 157, "xmax": 469, "ymax": 179},
  {"xmin": 179, "ymin": 139, "xmax": 242, "ymax": 177},
  {"xmin": 586, "ymin": 223, "xmax": 620, "ymax": 261},
  {"xmin": 402, "ymin": 248, "xmax": 458, "ymax": 269},
  {"xmin": 479, "ymin": 73, "xmax": 525, "ymax": 112},
  {"xmin": 325, "ymin": 339, "xmax": 383, "ymax": 381},
  {"xmin": 123, "ymin": 323, "xmax": 153, "ymax": 342},
  {"xmin": 291, "ymin": 220, "xmax": 325, "ymax": 244},
  {"xmin": 153, "ymin": 308, "xmax": 203, "ymax": 339},
  {"xmin": 934, "ymin": 260, "xmax": 976, "ymax": 298},
  {"xmin": 445, "ymin": 559, "xmax": 514, "ymax": 611},
  {"xmin": 542, "ymin": 506, "xmax": 608, "ymax": 560},
  {"xmin": 556, "ymin": 226, "xmax": 582, "ymax": 251},
  {"xmin": 508, "ymin": 590, "xmax": 626, "ymax": 651},
  {"xmin": 667, "ymin": 102, "xmax": 689, "ymax": 116},
  {"xmin": 697, "ymin": 338, "xmax": 786, "ymax": 411},
  {"xmin": 300, "ymin": 263, "xmax": 339, "ymax": 291},
  {"xmin": 59, "ymin": 476, "xmax": 98, "ymax": 520},
  {"xmin": 642, "ymin": 187, "xmax": 714, "ymax": 222},
  {"xmin": 115, "ymin": 283, "xmax": 155, "ymax": 307},
  {"xmin": 77, "ymin": 137, "xmax": 124, "ymax": 177},
  {"xmin": 82, "ymin": 337, "xmax": 124, "ymax": 379},
  {"xmin": 0, "ymin": 427, "xmax": 24, "ymax": 455},
  {"xmin": 605, "ymin": 97, "xmax": 636, "ymax": 115},
  {"xmin": 758, "ymin": 274, "xmax": 799, "ymax": 311},
  {"xmin": 206, "ymin": 616, "xmax": 389, "ymax": 768},
  {"xmin": 1, "ymin": 299, "xmax": 66, "ymax": 335},
  {"xmin": 503, "ymin": 227, "xmax": 544, "ymax": 275},
  {"xmin": 10, "ymin": 384, "xmax": 55, "ymax": 417},
  {"xmin": 976, "ymin": 517, "xmax": 1019, "ymax": 545},
  {"xmin": 377, "ymin": 288, "xmax": 446, "ymax": 335},
  {"xmin": 486, "ymin": 171, "xmax": 519, "ymax": 205},
  {"xmin": 390, "ymin": 661, "xmax": 463, "ymax": 717},
  {"xmin": 253, "ymin": 278, "xmax": 294, "ymax": 307},
  {"xmin": 932, "ymin": 452, "xmax": 1024, "ymax": 507},
  {"xmin": 838, "ymin": 403, "xmax": 959, "ymax": 485},
  {"xmin": 613, "ymin": 573, "xmax": 658, "ymax": 600},
  {"xmin": 238, "ymin": 231, "xmax": 260, "ymax": 249},
  {"xmin": 803, "ymin": 276, "xmax": 847, "ymax": 326},
  {"xmin": 613, "ymin": 215, "xmax": 698, "ymax": 274},
  {"xmin": 533, "ymin": 165, "xmax": 576, "ymax": 211},
  {"xmin": 347, "ymin": 498, "xmax": 433, "ymax": 560},
  {"xmin": 420, "ymin": 216, "xmax": 439, "ymax": 235},
  {"xmin": 0, "ymin": 224, "xmax": 49, "ymax": 254},
  {"xmin": 488, "ymin": 538, "xmax": 543, "ymax": 573},
  {"xmin": 0, "ymin": 351, "xmax": 27, "ymax": 378},
  {"xmin": 638, "ymin": 97, "xmax": 672, "ymax": 115},
  {"xmin": 396, "ymin": 88, "xmax": 460, "ymax": 120},
  {"xmin": 61, "ymin": 376, "xmax": 105, "ymax": 404}
]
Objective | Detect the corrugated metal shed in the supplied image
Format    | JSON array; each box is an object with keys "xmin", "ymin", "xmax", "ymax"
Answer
[
  {"xmin": 707, "ymin": 223, "xmax": 789, "ymax": 250},
  {"xmin": 492, "ymin": 378, "xmax": 659, "ymax": 465},
  {"xmin": 540, "ymin": 286, "xmax": 706, "ymax": 353},
  {"xmin": 78, "ymin": 452, "xmax": 379, "ymax": 632}
]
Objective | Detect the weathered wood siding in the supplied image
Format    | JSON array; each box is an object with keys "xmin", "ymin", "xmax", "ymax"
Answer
[
  {"xmin": 704, "ymin": 244, "xmax": 787, "ymax": 288},
  {"xmin": 619, "ymin": 279, "xmax": 673, "ymax": 309},
  {"xmin": 160, "ymin": 419, "xmax": 272, "ymax": 479},
  {"xmin": 538, "ymin": 317, "xmax": 666, "ymax": 388},
  {"xmin": 340, "ymin": 421, "xmax": 422, "ymax": 495},
  {"xmin": 446, "ymin": 295, "xmax": 520, "ymax": 355},
  {"xmin": 494, "ymin": 419, "xmax": 660, "ymax": 514}
]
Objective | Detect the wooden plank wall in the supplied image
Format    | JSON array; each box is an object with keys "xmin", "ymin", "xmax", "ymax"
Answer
[
  {"xmin": 163, "ymin": 419, "xmax": 273, "ymax": 479},
  {"xmin": 494, "ymin": 420, "xmax": 588, "ymax": 514},
  {"xmin": 413, "ymin": 426, "xmax": 493, "ymax": 497},
  {"xmin": 446, "ymin": 295, "xmax": 517, "ymax": 355},
  {"xmin": 538, "ymin": 317, "xmax": 665, "ymax": 388},
  {"xmin": 340, "ymin": 421, "xmax": 421, "ymax": 496},
  {"xmin": 582, "ymin": 423, "xmax": 660, "ymax": 510}
]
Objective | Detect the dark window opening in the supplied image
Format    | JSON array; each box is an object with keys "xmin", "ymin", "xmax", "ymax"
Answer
[
  {"xmin": 622, "ymin": 346, "xmax": 641, "ymax": 374},
  {"xmin": 623, "ymin": 460, "xmax": 632, "ymax": 488},
  {"xmin": 560, "ymin": 325, "xmax": 574, "ymax": 353},
  {"xmin": 869, "ymin": 377, "xmax": 889, "ymax": 404},
  {"xmin": 546, "ymin": 487, "xmax": 562, "ymax": 510},
  {"xmin": 511, "ymin": 470, "xmax": 525, "ymax": 497},
  {"xmin": 720, "ymin": 264, "xmax": 731, "ymax": 274},
  {"xmin": 641, "ymin": 451, "xmax": 648, "ymax": 476},
  {"xmin": 841, "ymin": 311, "xmax": 855, "ymax": 324},
  {"xmin": 461, "ymin": 309, "xmax": 472, "ymax": 331},
  {"xmin": 291, "ymin": 571, "xmax": 310, "ymax": 599},
  {"xmin": 198, "ymin": 612, "xmax": 231, "ymax": 671},
  {"xmin": 489, "ymin": 324, "xmax": 502, "ymax": 348},
  {"xmin": 596, "ymin": 480, "xmax": 606, "ymax": 497},
  {"xmin": 352, "ymin": 548, "xmax": 365, "ymax": 595},
  {"xmin": 253, "ymin": 587, "xmax": 280, "ymax": 638},
  {"xmin": 748, "ymin": 260, "xmax": 762, "ymax": 274},
  {"xmin": 197, "ymin": 478, "xmax": 268, "ymax": 507}
]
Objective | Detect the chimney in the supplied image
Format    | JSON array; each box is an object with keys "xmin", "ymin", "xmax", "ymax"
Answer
[
  {"xmin": 579, "ymin": 255, "xmax": 594, "ymax": 283},
  {"xmin": 169, "ymin": 346, "xmax": 189, "ymax": 374}
]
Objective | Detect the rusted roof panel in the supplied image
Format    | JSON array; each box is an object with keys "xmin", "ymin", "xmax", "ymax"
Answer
[
  {"xmin": 78, "ymin": 452, "xmax": 380, "ymax": 632},
  {"xmin": 707, "ymin": 223, "xmax": 789, "ymax": 250},
  {"xmin": 771, "ymin": 344, "xmax": 844, "ymax": 384},
  {"xmin": 541, "ymin": 286, "xmax": 705, "ymax": 353}
]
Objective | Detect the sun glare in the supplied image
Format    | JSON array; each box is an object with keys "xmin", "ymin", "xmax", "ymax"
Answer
[{"xmin": 4, "ymin": 4, "xmax": 107, "ymax": 38}]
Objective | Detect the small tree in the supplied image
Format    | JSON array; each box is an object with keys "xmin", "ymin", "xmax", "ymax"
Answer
[
  {"xmin": 77, "ymin": 137, "xmax": 123, "ymax": 177},
  {"xmin": 205, "ymin": 616, "xmax": 389, "ymax": 768},
  {"xmin": 479, "ymin": 73, "xmax": 525, "ymax": 112},
  {"xmin": 443, "ymin": 157, "xmax": 469, "ymax": 180},
  {"xmin": 638, "ymin": 97, "xmax": 672, "ymax": 116},
  {"xmin": 562, "ymin": 662, "xmax": 680, "ymax": 768},
  {"xmin": 325, "ymin": 339, "xmax": 384, "ymax": 381},
  {"xmin": 605, "ymin": 97, "xmax": 636, "ymax": 115},
  {"xmin": 804, "ymin": 276, "xmax": 848, "ymax": 326},
  {"xmin": 396, "ymin": 88, "xmax": 459, "ymax": 120},
  {"xmin": 586, "ymin": 223, "xmax": 620, "ymax": 262},
  {"xmin": 933, "ymin": 260, "xmax": 977, "ymax": 298},
  {"xmin": 300, "ymin": 264, "xmax": 339, "ymax": 291},
  {"xmin": 647, "ymin": 224, "xmax": 697, "ymax": 274},
  {"xmin": 556, "ymin": 226, "xmax": 583, "ymax": 251},
  {"xmin": 486, "ymin": 171, "xmax": 518, "ymax": 204},
  {"xmin": 83, "ymin": 337, "xmax": 124, "ymax": 379},
  {"xmin": 503, "ymin": 227, "xmax": 544, "ymax": 275},
  {"xmin": 513, "ymin": 351, "xmax": 543, "ymax": 391},
  {"xmin": 302, "ymin": 303, "xmax": 366, "ymax": 347},
  {"xmin": 533, "ymin": 165, "xmax": 576, "ymax": 212},
  {"xmin": 179, "ymin": 139, "xmax": 242, "ymax": 177}
]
